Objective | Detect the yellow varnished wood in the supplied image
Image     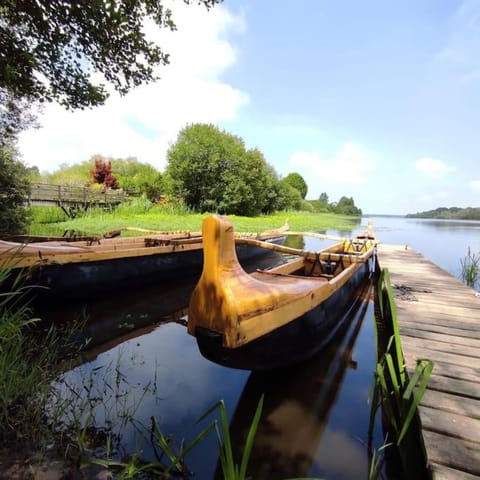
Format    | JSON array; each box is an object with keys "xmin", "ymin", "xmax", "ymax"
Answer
[
  {"xmin": 0, "ymin": 222, "xmax": 289, "ymax": 270},
  {"xmin": 188, "ymin": 215, "xmax": 376, "ymax": 348}
]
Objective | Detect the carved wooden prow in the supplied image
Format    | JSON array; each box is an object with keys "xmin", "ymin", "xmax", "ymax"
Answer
[{"xmin": 188, "ymin": 215, "xmax": 247, "ymax": 346}]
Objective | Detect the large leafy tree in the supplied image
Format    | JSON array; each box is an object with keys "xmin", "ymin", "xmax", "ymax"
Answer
[
  {"xmin": 281, "ymin": 172, "xmax": 308, "ymax": 199},
  {"xmin": 165, "ymin": 124, "xmax": 280, "ymax": 216},
  {"xmin": 0, "ymin": 0, "xmax": 222, "ymax": 109}
]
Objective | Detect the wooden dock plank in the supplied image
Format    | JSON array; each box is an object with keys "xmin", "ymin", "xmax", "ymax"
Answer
[
  {"xmin": 403, "ymin": 344, "xmax": 480, "ymax": 369},
  {"xmin": 419, "ymin": 405, "xmax": 480, "ymax": 443},
  {"xmin": 400, "ymin": 326, "xmax": 480, "ymax": 348},
  {"xmin": 378, "ymin": 244, "xmax": 480, "ymax": 479},
  {"xmin": 399, "ymin": 336, "xmax": 480, "ymax": 359},
  {"xmin": 405, "ymin": 359, "xmax": 480, "ymax": 384},
  {"xmin": 422, "ymin": 431, "xmax": 480, "ymax": 477},
  {"xmin": 421, "ymin": 389, "xmax": 480, "ymax": 419},
  {"xmin": 430, "ymin": 464, "xmax": 480, "ymax": 480},
  {"xmin": 425, "ymin": 375, "xmax": 480, "ymax": 399},
  {"xmin": 400, "ymin": 321, "xmax": 480, "ymax": 340}
]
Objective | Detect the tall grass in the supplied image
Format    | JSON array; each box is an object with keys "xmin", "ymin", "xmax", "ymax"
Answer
[
  {"xmin": 460, "ymin": 247, "xmax": 480, "ymax": 289},
  {"xmin": 29, "ymin": 205, "xmax": 69, "ymax": 224},
  {"xmin": 0, "ymin": 267, "xmax": 56, "ymax": 443},
  {"xmin": 28, "ymin": 203, "xmax": 363, "ymax": 238},
  {"xmin": 369, "ymin": 268, "xmax": 432, "ymax": 479},
  {"xmin": 0, "ymin": 262, "xmax": 86, "ymax": 457}
]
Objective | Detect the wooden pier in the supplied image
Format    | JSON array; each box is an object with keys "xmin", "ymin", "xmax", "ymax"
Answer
[{"xmin": 377, "ymin": 244, "xmax": 480, "ymax": 480}]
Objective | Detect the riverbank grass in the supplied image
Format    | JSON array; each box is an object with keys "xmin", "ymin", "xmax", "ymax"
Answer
[{"xmin": 27, "ymin": 203, "xmax": 363, "ymax": 238}]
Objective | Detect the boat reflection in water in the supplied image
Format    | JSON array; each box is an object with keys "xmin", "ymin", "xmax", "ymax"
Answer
[
  {"xmin": 35, "ymin": 251, "xmax": 286, "ymax": 353},
  {"xmin": 221, "ymin": 279, "xmax": 373, "ymax": 480},
  {"xmin": 46, "ymin": 248, "xmax": 378, "ymax": 479}
]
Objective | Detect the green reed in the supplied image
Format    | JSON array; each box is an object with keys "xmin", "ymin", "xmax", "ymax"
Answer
[
  {"xmin": 460, "ymin": 246, "xmax": 480, "ymax": 289},
  {"xmin": 369, "ymin": 268, "xmax": 433, "ymax": 479},
  {"xmin": 0, "ymin": 264, "xmax": 77, "ymax": 445}
]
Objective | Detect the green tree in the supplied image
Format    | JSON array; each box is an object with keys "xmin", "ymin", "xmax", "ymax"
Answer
[
  {"xmin": 40, "ymin": 161, "xmax": 92, "ymax": 186},
  {"xmin": 112, "ymin": 157, "xmax": 163, "ymax": 201},
  {"xmin": 281, "ymin": 172, "xmax": 308, "ymax": 199},
  {"xmin": 273, "ymin": 182, "xmax": 303, "ymax": 211},
  {"xmin": 0, "ymin": 0, "xmax": 221, "ymax": 109},
  {"xmin": 0, "ymin": 89, "xmax": 38, "ymax": 142},
  {"xmin": 165, "ymin": 124, "xmax": 279, "ymax": 216},
  {"xmin": 0, "ymin": 145, "xmax": 30, "ymax": 235},
  {"xmin": 319, "ymin": 192, "xmax": 329, "ymax": 203},
  {"xmin": 334, "ymin": 196, "xmax": 362, "ymax": 215}
]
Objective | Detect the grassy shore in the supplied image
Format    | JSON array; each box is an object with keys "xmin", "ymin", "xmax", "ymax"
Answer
[{"xmin": 27, "ymin": 202, "xmax": 363, "ymax": 237}]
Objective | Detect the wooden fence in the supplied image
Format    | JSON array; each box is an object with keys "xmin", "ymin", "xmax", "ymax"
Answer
[{"xmin": 27, "ymin": 183, "xmax": 127, "ymax": 217}]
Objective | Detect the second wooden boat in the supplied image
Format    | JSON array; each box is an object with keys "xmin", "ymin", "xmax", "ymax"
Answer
[
  {"xmin": 0, "ymin": 223, "xmax": 288, "ymax": 301},
  {"xmin": 188, "ymin": 215, "xmax": 377, "ymax": 370}
]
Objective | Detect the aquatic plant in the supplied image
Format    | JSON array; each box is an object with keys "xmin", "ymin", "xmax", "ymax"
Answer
[
  {"xmin": 369, "ymin": 268, "xmax": 433, "ymax": 479},
  {"xmin": 197, "ymin": 396, "xmax": 263, "ymax": 480},
  {"xmin": 0, "ymin": 264, "xmax": 73, "ymax": 444},
  {"xmin": 460, "ymin": 246, "xmax": 480, "ymax": 289},
  {"xmin": 90, "ymin": 416, "xmax": 215, "ymax": 479}
]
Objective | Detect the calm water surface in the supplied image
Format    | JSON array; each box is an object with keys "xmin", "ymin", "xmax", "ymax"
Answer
[{"xmin": 48, "ymin": 216, "xmax": 480, "ymax": 479}]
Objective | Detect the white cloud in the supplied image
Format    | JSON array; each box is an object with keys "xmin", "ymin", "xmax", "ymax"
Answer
[
  {"xmin": 289, "ymin": 142, "xmax": 376, "ymax": 187},
  {"xmin": 17, "ymin": 3, "xmax": 248, "ymax": 172},
  {"xmin": 415, "ymin": 157, "xmax": 455, "ymax": 178},
  {"xmin": 469, "ymin": 180, "xmax": 480, "ymax": 193}
]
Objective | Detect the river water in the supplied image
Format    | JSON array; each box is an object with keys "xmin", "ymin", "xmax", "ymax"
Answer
[{"xmin": 46, "ymin": 216, "xmax": 480, "ymax": 479}]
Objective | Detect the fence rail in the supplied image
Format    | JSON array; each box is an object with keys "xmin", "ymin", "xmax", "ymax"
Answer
[{"xmin": 27, "ymin": 183, "xmax": 126, "ymax": 217}]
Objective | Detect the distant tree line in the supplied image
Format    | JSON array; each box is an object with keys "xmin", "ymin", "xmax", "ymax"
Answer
[{"xmin": 407, "ymin": 207, "xmax": 480, "ymax": 221}]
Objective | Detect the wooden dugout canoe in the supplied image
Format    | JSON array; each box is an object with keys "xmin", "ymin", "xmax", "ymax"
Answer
[
  {"xmin": 188, "ymin": 215, "xmax": 377, "ymax": 370},
  {"xmin": 0, "ymin": 223, "xmax": 288, "ymax": 301}
]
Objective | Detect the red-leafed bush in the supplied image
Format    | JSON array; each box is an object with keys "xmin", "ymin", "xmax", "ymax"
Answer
[{"xmin": 91, "ymin": 155, "xmax": 119, "ymax": 189}]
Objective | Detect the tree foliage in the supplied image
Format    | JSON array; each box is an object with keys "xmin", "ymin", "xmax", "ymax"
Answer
[
  {"xmin": 36, "ymin": 155, "xmax": 164, "ymax": 201},
  {"xmin": 308, "ymin": 193, "xmax": 362, "ymax": 215},
  {"xmin": 334, "ymin": 196, "xmax": 362, "ymax": 215},
  {"xmin": 319, "ymin": 192, "xmax": 329, "ymax": 203},
  {"xmin": 0, "ymin": 0, "xmax": 222, "ymax": 109},
  {"xmin": 165, "ymin": 124, "xmax": 284, "ymax": 216},
  {"xmin": 0, "ymin": 145, "xmax": 30, "ymax": 235},
  {"xmin": 281, "ymin": 172, "xmax": 308, "ymax": 199},
  {"xmin": 39, "ymin": 161, "xmax": 91, "ymax": 186},
  {"xmin": 0, "ymin": 89, "xmax": 38, "ymax": 143},
  {"xmin": 91, "ymin": 155, "xmax": 119, "ymax": 189},
  {"xmin": 111, "ymin": 157, "xmax": 163, "ymax": 201}
]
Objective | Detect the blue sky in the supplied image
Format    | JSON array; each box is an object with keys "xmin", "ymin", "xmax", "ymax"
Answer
[{"xmin": 18, "ymin": 0, "xmax": 480, "ymax": 215}]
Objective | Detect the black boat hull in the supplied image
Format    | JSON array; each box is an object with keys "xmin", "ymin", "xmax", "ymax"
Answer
[
  {"xmin": 194, "ymin": 260, "xmax": 373, "ymax": 370},
  {"xmin": 4, "ymin": 239, "xmax": 286, "ymax": 302}
]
